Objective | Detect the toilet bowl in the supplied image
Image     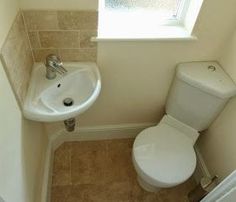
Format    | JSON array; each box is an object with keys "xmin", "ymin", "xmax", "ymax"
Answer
[
  {"xmin": 132, "ymin": 115, "xmax": 198, "ymax": 192},
  {"xmin": 132, "ymin": 62, "xmax": 236, "ymax": 192}
]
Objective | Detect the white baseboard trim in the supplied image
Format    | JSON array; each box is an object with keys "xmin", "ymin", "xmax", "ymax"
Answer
[
  {"xmin": 50, "ymin": 122, "xmax": 156, "ymax": 150},
  {"xmin": 41, "ymin": 142, "xmax": 53, "ymax": 202},
  {"xmin": 194, "ymin": 145, "xmax": 211, "ymax": 183}
]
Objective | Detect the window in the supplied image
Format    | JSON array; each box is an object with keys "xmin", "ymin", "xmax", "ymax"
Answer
[
  {"xmin": 104, "ymin": 0, "xmax": 186, "ymax": 23},
  {"xmin": 97, "ymin": 0, "xmax": 204, "ymax": 40}
]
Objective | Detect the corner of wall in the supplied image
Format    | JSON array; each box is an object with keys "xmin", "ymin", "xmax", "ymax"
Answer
[
  {"xmin": 0, "ymin": 10, "xmax": 33, "ymax": 106},
  {"xmin": 194, "ymin": 143, "xmax": 212, "ymax": 183}
]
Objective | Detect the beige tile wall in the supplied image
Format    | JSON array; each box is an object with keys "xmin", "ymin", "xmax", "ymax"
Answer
[
  {"xmin": 22, "ymin": 10, "xmax": 98, "ymax": 62},
  {"xmin": 0, "ymin": 12, "xmax": 33, "ymax": 106}
]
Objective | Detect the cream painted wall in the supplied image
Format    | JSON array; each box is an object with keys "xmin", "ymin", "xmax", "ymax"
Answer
[
  {"xmin": 20, "ymin": 0, "xmax": 98, "ymax": 10},
  {"xmin": 43, "ymin": 0, "xmax": 236, "ymax": 137},
  {"xmin": 0, "ymin": 0, "xmax": 48, "ymax": 202},
  {"xmin": 198, "ymin": 30, "xmax": 236, "ymax": 181},
  {"xmin": 76, "ymin": 0, "xmax": 236, "ymax": 126},
  {"xmin": 0, "ymin": 0, "xmax": 19, "ymax": 47},
  {"xmin": 19, "ymin": 0, "xmax": 236, "ymax": 185},
  {"xmin": 20, "ymin": 118, "xmax": 48, "ymax": 202},
  {"xmin": 0, "ymin": 61, "xmax": 24, "ymax": 202},
  {"xmin": 219, "ymin": 29, "xmax": 236, "ymax": 80}
]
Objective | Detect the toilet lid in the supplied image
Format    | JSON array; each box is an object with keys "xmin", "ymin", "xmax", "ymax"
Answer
[{"xmin": 133, "ymin": 123, "xmax": 196, "ymax": 186}]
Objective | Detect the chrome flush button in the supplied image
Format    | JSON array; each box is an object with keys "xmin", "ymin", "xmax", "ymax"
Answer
[{"xmin": 208, "ymin": 65, "xmax": 216, "ymax": 72}]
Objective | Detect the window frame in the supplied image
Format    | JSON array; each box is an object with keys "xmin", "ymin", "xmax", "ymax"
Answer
[{"xmin": 96, "ymin": 0, "xmax": 203, "ymax": 40}]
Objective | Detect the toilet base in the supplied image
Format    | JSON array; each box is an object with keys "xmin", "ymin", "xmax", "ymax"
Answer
[{"xmin": 137, "ymin": 176, "xmax": 160, "ymax": 193}]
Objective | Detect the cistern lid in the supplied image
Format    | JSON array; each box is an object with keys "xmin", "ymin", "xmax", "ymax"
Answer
[{"xmin": 177, "ymin": 61, "xmax": 236, "ymax": 99}]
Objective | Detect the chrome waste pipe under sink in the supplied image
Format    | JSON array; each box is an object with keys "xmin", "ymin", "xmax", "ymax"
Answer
[{"xmin": 64, "ymin": 118, "xmax": 76, "ymax": 132}]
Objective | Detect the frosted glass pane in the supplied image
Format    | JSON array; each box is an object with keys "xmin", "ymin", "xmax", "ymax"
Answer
[{"xmin": 105, "ymin": 0, "xmax": 182, "ymax": 15}]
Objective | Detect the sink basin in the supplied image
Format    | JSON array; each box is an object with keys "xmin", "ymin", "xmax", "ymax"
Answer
[{"xmin": 23, "ymin": 62, "xmax": 101, "ymax": 122}]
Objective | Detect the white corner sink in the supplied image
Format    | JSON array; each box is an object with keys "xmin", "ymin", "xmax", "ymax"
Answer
[{"xmin": 23, "ymin": 62, "xmax": 101, "ymax": 122}]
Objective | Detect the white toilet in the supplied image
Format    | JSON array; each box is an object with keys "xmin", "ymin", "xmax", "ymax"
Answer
[{"xmin": 132, "ymin": 61, "xmax": 236, "ymax": 192}]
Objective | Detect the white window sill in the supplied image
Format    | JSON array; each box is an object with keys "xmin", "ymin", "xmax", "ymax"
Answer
[{"xmin": 92, "ymin": 26, "xmax": 197, "ymax": 42}]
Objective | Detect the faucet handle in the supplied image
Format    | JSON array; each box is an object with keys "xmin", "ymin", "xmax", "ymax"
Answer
[
  {"xmin": 51, "ymin": 65, "xmax": 67, "ymax": 75},
  {"xmin": 46, "ymin": 54, "xmax": 62, "ymax": 64},
  {"xmin": 55, "ymin": 60, "xmax": 67, "ymax": 73},
  {"xmin": 45, "ymin": 54, "xmax": 67, "ymax": 75}
]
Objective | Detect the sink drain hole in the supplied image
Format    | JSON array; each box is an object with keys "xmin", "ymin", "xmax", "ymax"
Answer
[{"xmin": 63, "ymin": 98, "xmax": 74, "ymax": 107}]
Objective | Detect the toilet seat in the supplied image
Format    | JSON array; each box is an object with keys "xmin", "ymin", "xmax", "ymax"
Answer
[{"xmin": 132, "ymin": 122, "xmax": 196, "ymax": 188}]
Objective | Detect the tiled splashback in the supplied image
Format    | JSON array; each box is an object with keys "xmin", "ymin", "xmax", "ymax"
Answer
[
  {"xmin": 0, "ymin": 10, "xmax": 98, "ymax": 107},
  {"xmin": 1, "ymin": 12, "xmax": 33, "ymax": 106},
  {"xmin": 22, "ymin": 10, "xmax": 98, "ymax": 62}
]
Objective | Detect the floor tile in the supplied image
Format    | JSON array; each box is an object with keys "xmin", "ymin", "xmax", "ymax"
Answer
[
  {"xmin": 51, "ymin": 138, "xmax": 196, "ymax": 202},
  {"xmin": 51, "ymin": 186, "xmax": 71, "ymax": 202},
  {"xmin": 71, "ymin": 140, "xmax": 109, "ymax": 185},
  {"xmin": 52, "ymin": 143, "xmax": 71, "ymax": 186}
]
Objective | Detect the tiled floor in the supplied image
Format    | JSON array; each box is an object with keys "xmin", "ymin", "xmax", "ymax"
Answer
[{"xmin": 51, "ymin": 138, "xmax": 196, "ymax": 202}]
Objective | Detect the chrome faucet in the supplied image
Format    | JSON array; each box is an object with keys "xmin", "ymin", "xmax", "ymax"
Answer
[{"xmin": 45, "ymin": 54, "xmax": 67, "ymax": 79}]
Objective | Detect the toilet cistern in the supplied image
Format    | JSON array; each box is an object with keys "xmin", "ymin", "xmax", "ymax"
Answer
[
  {"xmin": 45, "ymin": 54, "xmax": 67, "ymax": 79},
  {"xmin": 132, "ymin": 61, "xmax": 236, "ymax": 193}
]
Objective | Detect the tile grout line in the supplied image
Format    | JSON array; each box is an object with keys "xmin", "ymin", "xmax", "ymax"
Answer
[
  {"xmin": 36, "ymin": 30, "xmax": 42, "ymax": 49},
  {"xmin": 78, "ymin": 30, "xmax": 81, "ymax": 49},
  {"xmin": 23, "ymin": 10, "xmax": 98, "ymax": 62},
  {"xmin": 31, "ymin": 48, "xmax": 97, "ymax": 50}
]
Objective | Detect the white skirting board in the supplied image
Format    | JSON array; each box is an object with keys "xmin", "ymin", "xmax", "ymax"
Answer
[
  {"xmin": 194, "ymin": 145, "xmax": 212, "ymax": 183},
  {"xmin": 50, "ymin": 122, "xmax": 157, "ymax": 150},
  {"xmin": 40, "ymin": 143, "xmax": 54, "ymax": 202},
  {"xmin": 40, "ymin": 122, "xmax": 211, "ymax": 202}
]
